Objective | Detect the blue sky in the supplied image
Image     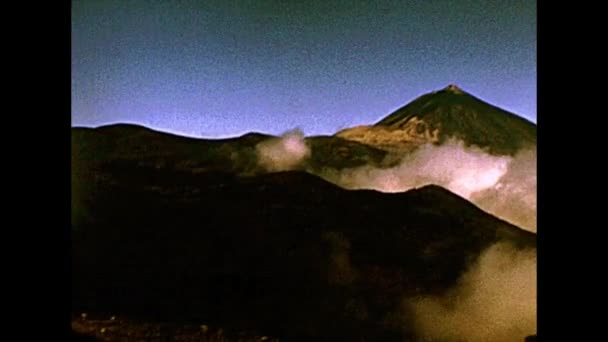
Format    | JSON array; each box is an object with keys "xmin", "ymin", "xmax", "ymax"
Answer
[{"xmin": 72, "ymin": 0, "xmax": 536, "ymax": 138}]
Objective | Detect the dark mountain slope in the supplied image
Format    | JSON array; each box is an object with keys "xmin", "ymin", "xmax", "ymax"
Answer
[
  {"xmin": 72, "ymin": 159, "xmax": 535, "ymax": 341},
  {"xmin": 337, "ymin": 85, "xmax": 536, "ymax": 155}
]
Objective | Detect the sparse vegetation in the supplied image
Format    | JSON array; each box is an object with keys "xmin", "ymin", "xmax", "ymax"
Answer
[{"xmin": 72, "ymin": 316, "xmax": 280, "ymax": 342}]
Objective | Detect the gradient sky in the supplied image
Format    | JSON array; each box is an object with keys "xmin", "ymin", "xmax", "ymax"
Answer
[{"xmin": 72, "ymin": 0, "xmax": 536, "ymax": 138}]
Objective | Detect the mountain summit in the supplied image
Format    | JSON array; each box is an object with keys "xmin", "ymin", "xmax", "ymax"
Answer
[
  {"xmin": 336, "ymin": 85, "xmax": 536, "ymax": 155},
  {"xmin": 444, "ymin": 84, "xmax": 464, "ymax": 94}
]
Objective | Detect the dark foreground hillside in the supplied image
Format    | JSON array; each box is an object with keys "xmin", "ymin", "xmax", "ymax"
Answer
[{"xmin": 72, "ymin": 156, "xmax": 535, "ymax": 341}]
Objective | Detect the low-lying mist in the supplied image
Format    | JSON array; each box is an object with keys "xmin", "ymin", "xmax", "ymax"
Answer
[
  {"xmin": 253, "ymin": 131, "xmax": 537, "ymax": 232},
  {"xmin": 471, "ymin": 148, "xmax": 536, "ymax": 232},
  {"xmin": 317, "ymin": 139, "xmax": 537, "ymax": 233},
  {"xmin": 406, "ymin": 242, "xmax": 537, "ymax": 341}
]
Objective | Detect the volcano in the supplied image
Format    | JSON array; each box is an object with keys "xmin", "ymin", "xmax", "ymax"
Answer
[{"xmin": 336, "ymin": 85, "xmax": 536, "ymax": 155}]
